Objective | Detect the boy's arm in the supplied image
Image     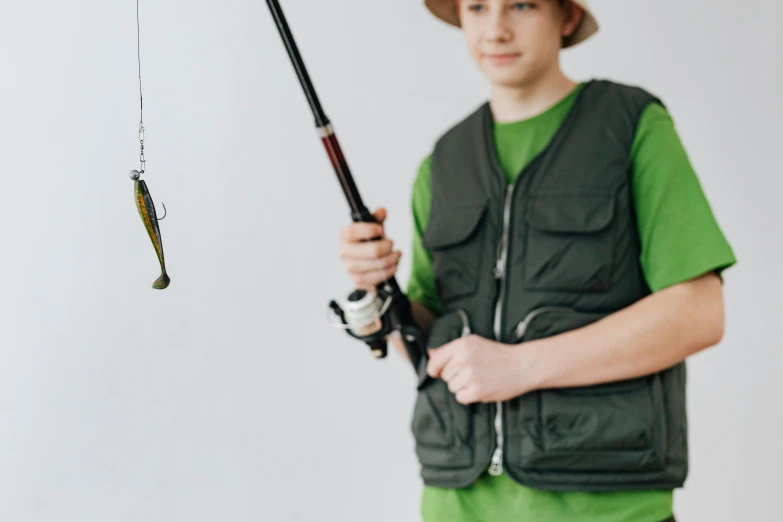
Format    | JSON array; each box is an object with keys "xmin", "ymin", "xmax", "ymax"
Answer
[
  {"xmin": 523, "ymin": 102, "xmax": 735, "ymax": 392},
  {"xmin": 524, "ymin": 270, "xmax": 724, "ymax": 391}
]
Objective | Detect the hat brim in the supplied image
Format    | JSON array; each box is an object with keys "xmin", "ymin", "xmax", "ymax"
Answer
[{"xmin": 424, "ymin": 0, "xmax": 599, "ymax": 48}]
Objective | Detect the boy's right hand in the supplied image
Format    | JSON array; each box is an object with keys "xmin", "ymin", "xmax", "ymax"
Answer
[{"xmin": 338, "ymin": 207, "xmax": 402, "ymax": 292}]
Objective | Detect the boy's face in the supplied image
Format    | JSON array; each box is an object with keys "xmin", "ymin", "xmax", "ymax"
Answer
[{"xmin": 456, "ymin": 0, "xmax": 581, "ymax": 88}]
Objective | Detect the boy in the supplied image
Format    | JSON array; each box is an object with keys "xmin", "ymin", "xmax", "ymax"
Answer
[{"xmin": 337, "ymin": 1, "xmax": 736, "ymax": 520}]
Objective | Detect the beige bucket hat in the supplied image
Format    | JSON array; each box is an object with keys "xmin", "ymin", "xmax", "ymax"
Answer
[{"xmin": 424, "ymin": 0, "xmax": 599, "ymax": 48}]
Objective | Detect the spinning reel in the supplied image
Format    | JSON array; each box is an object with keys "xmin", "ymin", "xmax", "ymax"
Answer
[{"xmin": 329, "ymin": 280, "xmax": 425, "ymax": 367}]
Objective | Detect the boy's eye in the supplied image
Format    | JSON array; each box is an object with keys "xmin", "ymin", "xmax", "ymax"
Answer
[{"xmin": 466, "ymin": 1, "xmax": 534, "ymax": 13}]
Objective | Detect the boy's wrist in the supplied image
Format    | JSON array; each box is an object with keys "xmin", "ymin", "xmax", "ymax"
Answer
[{"xmin": 512, "ymin": 339, "xmax": 549, "ymax": 394}]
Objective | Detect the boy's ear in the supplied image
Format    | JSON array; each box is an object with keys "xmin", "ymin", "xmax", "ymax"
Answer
[{"xmin": 561, "ymin": 1, "xmax": 585, "ymax": 40}]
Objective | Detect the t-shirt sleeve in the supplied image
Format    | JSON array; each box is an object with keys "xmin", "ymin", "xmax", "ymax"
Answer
[
  {"xmin": 405, "ymin": 154, "xmax": 443, "ymax": 317},
  {"xmin": 630, "ymin": 102, "xmax": 737, "ymax": 293}
]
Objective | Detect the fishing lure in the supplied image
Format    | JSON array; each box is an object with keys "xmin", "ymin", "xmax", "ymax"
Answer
[
  {"xmin": 130, "ymin": 0, "xmax": 169, "ymax": 289},
  {"xmin": 131, "ymin": 167, "xmax": 169, "ymax": 289}
]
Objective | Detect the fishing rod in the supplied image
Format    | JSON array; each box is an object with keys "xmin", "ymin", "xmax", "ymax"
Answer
[{"xmin": 264, "ymin": 0, "xmax": 426, "ymax": 369}]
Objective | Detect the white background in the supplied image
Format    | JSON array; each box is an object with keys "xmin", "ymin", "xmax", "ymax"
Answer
[{"xmin": 1, "ymin": 0, "xmax": 780, "ymax": 520}]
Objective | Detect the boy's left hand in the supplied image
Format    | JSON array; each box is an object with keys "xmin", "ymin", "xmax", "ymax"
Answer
[{"xmin": 426, "ymin": 335, "xmax": 537, "ymax": 404}]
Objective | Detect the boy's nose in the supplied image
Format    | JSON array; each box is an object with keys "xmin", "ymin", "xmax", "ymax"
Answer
[{"xmin": 484, "ymin": 10, "xmax": 513, "ymax": 41}]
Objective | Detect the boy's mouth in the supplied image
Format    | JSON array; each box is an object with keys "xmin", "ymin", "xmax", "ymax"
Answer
[{"xmin": 484, "ymin": 52, "xmax": 521, "ymax": 65}]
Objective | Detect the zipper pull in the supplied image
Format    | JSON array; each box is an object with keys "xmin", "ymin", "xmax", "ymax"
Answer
[
  {"xmin": 515, "ymin": 307, "xmax": 576, "ymax": 340},
  {"xmin": 492, "ymin": 257, "xmax": 506, "ymax": 279},
  {"xmin": 456, "ymin": 309, "xmax": 471, "ymax": 337},
  {"xmin": 515, "ymin": 319, "xmax": 530, "ymax": 340},
  {"xmin": 488, "ymin": 447, "xmax": 503, "ymax": 476}
]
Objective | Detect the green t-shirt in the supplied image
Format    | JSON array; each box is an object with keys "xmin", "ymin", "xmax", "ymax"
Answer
[{"xmin": 406, "ymin": 82, "xmax": 737, "ymax": 522}]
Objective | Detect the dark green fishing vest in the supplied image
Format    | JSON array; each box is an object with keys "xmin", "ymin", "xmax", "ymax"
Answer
[{"xmin": 410, "ymin": 79, "xmax": 688, "ymax": 491}]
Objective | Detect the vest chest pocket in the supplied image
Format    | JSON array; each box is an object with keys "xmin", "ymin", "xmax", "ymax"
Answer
[
  {"xmin": 523, "ymin": 190, "xmax": 617, "ymax": 293},
  {"xmin": 422, "ymin": 201, "xmax": 489, "ymax": 305}
]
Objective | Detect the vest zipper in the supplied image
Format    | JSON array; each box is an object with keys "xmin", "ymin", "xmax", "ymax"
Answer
[
  {"xmin": 488, "ymin": 184, "xmax": 514, "ymax": 476},
  {"xmin": 514, "ymin": 307, "xmax": 576, "ymax": 340}
]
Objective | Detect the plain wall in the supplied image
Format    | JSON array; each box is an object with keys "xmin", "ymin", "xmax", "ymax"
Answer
[{"xmin": 1, "ymin": 0, "xmax": 780, "ymax": 520}]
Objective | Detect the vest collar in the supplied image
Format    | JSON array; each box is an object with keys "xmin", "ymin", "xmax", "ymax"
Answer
[{"xmin": 479, "ymin": 78, "xmax": 598, "ymax": 190}]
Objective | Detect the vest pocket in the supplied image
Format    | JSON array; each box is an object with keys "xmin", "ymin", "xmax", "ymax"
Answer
[
  {"xmin": 526, "ymin": 375, "xmax": 667, "ymax": 472},
  {"xmin": 410, "ymin": 309, "xmax": 475, "ymax": 469},
  {"xmin": 411, "ymin": 357, "xmax": 453, "ymax": 450},
  {"xmin": 422, "ymin": 201, "xmax": 488, "ymax": 305},
  {"xmin": 523, "ymin": 189, "xmax": 616, "ymax": 293},
  {"xmin": 515, "ymin": 307, "xmax": 668, "ymax": 473}
]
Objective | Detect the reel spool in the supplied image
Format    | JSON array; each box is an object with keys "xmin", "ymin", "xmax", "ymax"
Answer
[{"xmin": 329, "ymin": 288, "xmax": 394, "ymax": 358}]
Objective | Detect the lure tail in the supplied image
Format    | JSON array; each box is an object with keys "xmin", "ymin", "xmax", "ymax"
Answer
[{"xmin": 134, "ymin": 179, "xmax": 170, "ymax": 289}]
